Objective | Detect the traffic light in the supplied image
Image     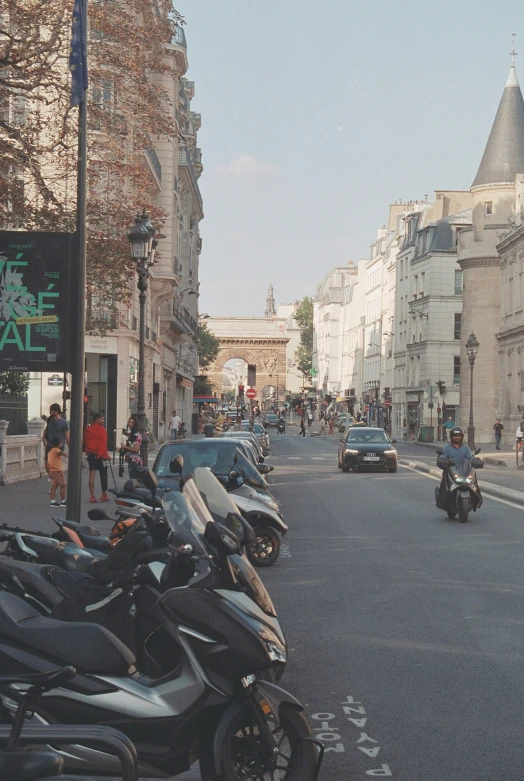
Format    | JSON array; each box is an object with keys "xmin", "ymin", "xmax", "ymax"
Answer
[
  {"xmin": 437, "ymin": 380, "xmax": 446, "ymax": 394},
  {"xmin": 247, "ymin": 365, "xmax": 256, "ymax": 386},
  {"xmin": 238, "ymin": 384, "xmax": 244, "ymax": 398}
]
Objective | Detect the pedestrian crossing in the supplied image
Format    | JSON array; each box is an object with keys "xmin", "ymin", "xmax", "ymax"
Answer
[{"xmin": 274, "ymin": 456, "xmax": 328, "ymax": 461}]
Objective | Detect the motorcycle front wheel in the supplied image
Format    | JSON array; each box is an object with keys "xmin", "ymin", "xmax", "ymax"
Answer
[
  {"xmin": 458, "ymin": 496, "xmax": 470, "ymax": 523},
  {"xmin": 246, "ymin": 527, "xmax": 281, "ymax": 567},
  {"xmin": 219, "ymin": 703, "xmax": 317, "ymax": 781}
]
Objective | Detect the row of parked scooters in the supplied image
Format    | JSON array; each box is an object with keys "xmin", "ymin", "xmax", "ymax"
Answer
[{"xmin": 0, "ymin": 457, "xmax": 323, "ymax": 780}]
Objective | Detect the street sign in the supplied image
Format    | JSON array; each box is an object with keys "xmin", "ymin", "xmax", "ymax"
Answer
[
  {"xmin": 365, "ymin": 404, "xmax": 370, "ymax": 411},
  {"xmin": 47, "ymin": 374, "xmax": 63, "ymax": 386},
  {"xmin": 385, "ymin": 399, "xmax": 391, "ymax": 407},
  {"xmin": 246, "ymin": 387, "xmax": 256, "ymax": 399}
]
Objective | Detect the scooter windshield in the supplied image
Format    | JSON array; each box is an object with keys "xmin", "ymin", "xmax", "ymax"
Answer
[
  {"xmin": 451, "ymin": 457, "xmax": 472, "ymax": 476},
  {"xmin": 162, "ymin": 478, "xmax": 213, "ymax": 556},
  {"xmin": 234, "ymin": 450, "xmax": 268, "ymax": 491}
]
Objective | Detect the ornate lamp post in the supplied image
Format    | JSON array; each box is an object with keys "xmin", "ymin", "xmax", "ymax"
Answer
[
  {"xmin": 465, "ymin": 332, "xmax": 479, "ymax": 449},
  {"xmin": 128, "ymin": 210, "xmax": 157, "ymax": 467}
]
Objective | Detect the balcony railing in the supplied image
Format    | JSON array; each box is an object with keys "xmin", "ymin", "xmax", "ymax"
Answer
[
  {"xmin": 172, "ymin": 301, "xmax": 197, "ymax": 334},
  {"xmin": 177, "ymin": 149, "xmax": 203, "ymax": 212},
  {"xmin": 145, "ymin": 144, "xmax": 162, "ymax": 182},
  {"xmin": 172, "ymin": 26, "xmax": 186, "ymax": 48}
]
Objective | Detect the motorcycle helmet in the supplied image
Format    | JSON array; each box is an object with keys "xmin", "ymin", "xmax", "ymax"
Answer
[{"xmin": 450, "ymin": 426, "xmax": 464, "ymax": 443}]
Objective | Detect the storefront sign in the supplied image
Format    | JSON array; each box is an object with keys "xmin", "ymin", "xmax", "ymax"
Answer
[
  {"xmin": 0, "ymin": 231, "xmax": 72, "ymax": 371},
  {"xmin": 406, "ymin": 393, "xmax": 421, "ymax": 402},
  {"xmin": 85, "ymin": 335, "xmax": 118, "ymax": 354}
]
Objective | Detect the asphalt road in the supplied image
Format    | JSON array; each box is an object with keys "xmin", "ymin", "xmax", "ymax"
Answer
[
  {"xmin": 261, "ymin": 429, "xmax": 524, "ymax": 781},
  {"xmin": 10, "ymin": 432, "xmax": 524, "ymax": 780}
]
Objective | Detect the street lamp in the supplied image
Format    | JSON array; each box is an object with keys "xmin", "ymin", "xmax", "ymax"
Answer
[
  {"xmin": 128, "ymin": 210, "xmax": 157, "ymax": 467},
  {"xmin": 465, "ymin": 332, "xmax": 479, "ymax": 449}
]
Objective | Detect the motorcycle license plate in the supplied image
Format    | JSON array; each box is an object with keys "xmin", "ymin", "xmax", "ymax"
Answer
[{"xmin": 363, "ymin": 456, "xmax": 380, "ymax": 461}]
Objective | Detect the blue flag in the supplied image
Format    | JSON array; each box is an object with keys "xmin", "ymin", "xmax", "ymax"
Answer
[{"xmin": 69, "ymin": 0, "xmax": 88, "ymax": 107}]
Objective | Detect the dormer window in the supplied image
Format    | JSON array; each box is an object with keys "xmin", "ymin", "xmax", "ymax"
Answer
[{"xmin": 485, "ymin": 202, "xmax": 493, "ymax": 216}]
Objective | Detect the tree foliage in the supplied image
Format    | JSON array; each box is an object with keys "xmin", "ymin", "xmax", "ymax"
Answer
[
  {"xmin": 194, "ymin": 374, "xmax": 215, "ymax": 396},
  {"xmin": 0, "ymin": 0, "xmax": 183, "ymax": 307},
  {"xmin": 294, "ymin": 296, "xmax": 314, "ymax": 380},
  {"xmin": 197, "ymin": 322, "xmax": 219, "ymax": 371},
  {"xmin": 0, "ymin": 371, "xmax": 29, "ymax": 395}
]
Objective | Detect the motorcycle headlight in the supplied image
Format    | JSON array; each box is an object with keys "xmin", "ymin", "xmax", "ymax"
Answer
[
  {"xmin": 266, "ymin": 641, "xmax": 286, "ymax": 663},
  {"xmin": 256, "ymin": 492, "xmax": 279, "ymax": 511},
  {"xmin": 455, "ymin": 477, "xmax": 472, "ymax": 484}
]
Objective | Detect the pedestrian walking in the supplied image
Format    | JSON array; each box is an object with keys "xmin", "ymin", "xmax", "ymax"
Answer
[
  {"xmin": 307, "ymin": 409, "xmax": 313, "ymax": 428},
  {"xmin": 48, "ymin": 436, "xmax": 68, "ymax": 507},
  {"xmin": 42, "ymin": 403, "xmax": 69, "ymax": 475},
  {"xmin": 444, "ymin": 417, "xmax": 455, "ymax": 441},
  {"xmin": 515, "ymin": 423, "xmax": 523, "ymax": 456},
  {"xmin": 328, "ymin": 416, "xmax": 334, "ymax": 436},
  {"xmin": 169, "ymin": 410, "xmax": 181, "ymax": 440},
  {"xmin": 299, "ymin": 413, "xmax": 306, "ymax": 437},
  {"xmin": 84, "ymin": 412, "xmax": 110, "ymax": 503},
  {"xmin": 319, "ymin": 416, "xmax": 327, "ymax": 436},
  {"xmin": 120, "ymin": 414, "xmax": 142, "ymax": 479},
  {"xmin": 493, "ymin": 418, "xmax": 503, "ymax": 450}
]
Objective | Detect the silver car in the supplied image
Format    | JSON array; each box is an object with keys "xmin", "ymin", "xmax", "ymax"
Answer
[{"xmin": 240, "ymin": 421, "xmax": 270, "ymax": 453}]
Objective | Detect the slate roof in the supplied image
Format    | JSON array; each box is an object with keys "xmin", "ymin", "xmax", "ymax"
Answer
[{"xmin": 472, "ymin": 65, "xmax": 524, "ymax": 188}]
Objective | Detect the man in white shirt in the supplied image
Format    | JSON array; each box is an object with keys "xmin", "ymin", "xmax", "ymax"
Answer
[{"xmin": 170, "ymin": 411, "xmax": 181, "ymax": 440}]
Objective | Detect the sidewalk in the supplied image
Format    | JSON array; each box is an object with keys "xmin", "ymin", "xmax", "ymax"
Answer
[{"xmin": 406, "ymin": 439, "xmax": 524, "ymax": 469}]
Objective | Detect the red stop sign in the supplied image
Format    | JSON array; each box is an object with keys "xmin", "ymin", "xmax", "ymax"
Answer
[
  {"xmin": 385, "ymin": 399, "xmax": 391, "ymax": 407},
  {"xmin": 246, "ymin": 387, "xmax": 256, "ymax": 399},
  {"xmin": 364, "ymin": 404, "xmax": 370, "ymax": 411}
]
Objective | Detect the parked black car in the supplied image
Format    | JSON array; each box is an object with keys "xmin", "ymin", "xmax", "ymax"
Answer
[{"xmin": 337, "ymin": 427, "xmax": 398, "ymax": 473}]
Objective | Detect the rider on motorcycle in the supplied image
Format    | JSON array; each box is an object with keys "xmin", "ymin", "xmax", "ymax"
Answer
[{"xmin": 437, "ymin": 426, "xmax": 477, "ymax": 505}]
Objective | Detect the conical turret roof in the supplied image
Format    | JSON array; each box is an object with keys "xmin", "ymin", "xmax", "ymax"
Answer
[{"xmin": 472, "ymin": 64, "xmax": 524, "ymax": 188}]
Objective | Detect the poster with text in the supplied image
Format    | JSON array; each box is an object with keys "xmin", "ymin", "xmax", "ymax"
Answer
[{"xmin": 0, "ymin": 231, "xmax": 73, "ymax": 371}]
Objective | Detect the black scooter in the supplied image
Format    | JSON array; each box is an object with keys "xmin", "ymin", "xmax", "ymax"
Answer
[
  {"xmin": 435, "ymin": 448, "xmax": 484, "ymax": 522},
  {"xmin": 277, "ymin": 419, "xmax": 285, "ymax": 434}
]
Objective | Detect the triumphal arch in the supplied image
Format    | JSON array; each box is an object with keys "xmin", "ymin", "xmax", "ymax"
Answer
[{"xmin": 204, "ymin": 317, "xmax": 289, "ymax": 400}]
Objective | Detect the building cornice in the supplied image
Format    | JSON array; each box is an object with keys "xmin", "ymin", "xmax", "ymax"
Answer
[
  {"xmin": 496, "ymin": 322, "xmax": 524, "ymax": 340},
  {"xmin": 497, "ymin": 222, "xmax": 524, "ymax": 252},
  {"xmin": 458, "ymin": 257, "xmax": 500, "ymax": 270}
]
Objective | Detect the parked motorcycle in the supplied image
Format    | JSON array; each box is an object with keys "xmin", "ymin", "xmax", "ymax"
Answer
[
  {"xmin": 435, "ymin": 448, "xmax": 484, "ymax": 522},
  {"xmin": 0, "ymin": 468, "xmax": 322, "ymax": 780}
]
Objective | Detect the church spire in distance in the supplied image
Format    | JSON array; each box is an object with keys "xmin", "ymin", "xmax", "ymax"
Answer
[
  {"xmin": 471, "ymin": 35, "xmax": 524, "ymax": 188},
  {"xmin": 265, "ymin": 283, "xmax": 276, "ymax": 318}
]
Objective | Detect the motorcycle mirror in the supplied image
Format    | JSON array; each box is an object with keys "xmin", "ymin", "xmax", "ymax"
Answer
[
  {"xmin": 258, "ymin": 455, "xmax": 265, "ymax": 464},
  {"xmin": 204, "ymin": 521, "xmax": 241, "ymax": 555},
  {"xmin": 257, "ymin": 464, "xmax": 271, "ymax": 475},
  {"xmin": 169, "ymin": 455, "xmax": 184, "ymax": 475},
  {"xmin": 474, "ymin": 447, "xmax": 482, "ymax": 455},
  {"xmin": 436, "ymin": 449, "xmax": 443, "ymax": 456},
  {"xmin": 262, "ymin": 449, "xmax": 270, "ymax": 457},
  {"xmin": 238, "ymin": 515, "xmax": 256, "ymax": 545},
  {"xmin": 87, "ymin": 509, "xmax": 111, "ymax": 521},
  {"xmin": 391, "ymin": 438, "xmax": 398, "ymax": 444}
]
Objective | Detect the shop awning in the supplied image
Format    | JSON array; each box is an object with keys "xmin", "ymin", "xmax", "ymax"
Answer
[{"xmin": 193, "ymin": 395, "xmax": 219, "ymax": 404}]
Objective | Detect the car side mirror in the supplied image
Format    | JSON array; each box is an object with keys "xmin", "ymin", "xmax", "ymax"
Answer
[{"xmin": 87, "ymin": 509, "xmax": 111, "ymax": 521}]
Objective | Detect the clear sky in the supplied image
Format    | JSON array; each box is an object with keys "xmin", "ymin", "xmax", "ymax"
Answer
[{"xmin": 176, "ymin": 0, "xmax": 521, "ymax": 317}]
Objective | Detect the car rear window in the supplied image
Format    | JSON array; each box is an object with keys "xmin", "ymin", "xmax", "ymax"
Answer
[{"xmin": 155, "ymin": 441, "xmax": 237, "ymax": 476}]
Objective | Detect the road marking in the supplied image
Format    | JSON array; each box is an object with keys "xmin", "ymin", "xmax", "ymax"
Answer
[
  {"xmin": 400, "ymin": 463, "xmax": 524, "ymax": 510},
  {"xmin": 287, "ymin": 457, "xmax": 301, "ymax": 460},
  {"xmin": 280, "ymin": 543, "xmax": 291, "ymax": 558},
  {"xmin": 311, "ymin": 456, "xmax": 326, "ymax": 460}
]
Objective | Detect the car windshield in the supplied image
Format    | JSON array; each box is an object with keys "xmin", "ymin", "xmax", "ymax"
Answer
[
  {"xmin": 347, "ymin": 429, "xmax": 389, "ymax": 444},
  {"xmin": 154, "ymin": 441, "xmax": 238, "ymax": 478},
  {"xmin": 266, "ymin": 415, "xmax": 278, "ymax": 420}
]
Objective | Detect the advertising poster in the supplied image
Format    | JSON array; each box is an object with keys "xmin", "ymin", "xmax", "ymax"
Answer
[{"xmin": 0, "ymin": 231, "xmax": 73, "ymax": 372}]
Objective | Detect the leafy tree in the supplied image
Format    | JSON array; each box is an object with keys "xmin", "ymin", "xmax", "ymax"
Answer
[
  {"xmin": 0, "ymin": 0, "xmax": 183, "ymax": 307},
  {"xmin": 194, "ymin": 375, "xmax": 215, "ymax": 396},
  {"xmin": 0, "ymin": 371, "xmax": 29, "ymax": 395},
  {"xmin": 294, "ymin": 296, "xmax": 313, "ymax": 380},
  {"xmin": 197, "ymin": 322, "xmax": 219, "ymax": 371}
]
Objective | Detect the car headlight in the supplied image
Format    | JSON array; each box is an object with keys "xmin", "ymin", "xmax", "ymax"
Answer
[
  {"xmin": 383, "ymin": 450, "xmax": 397, "ymax": 456},
  {"xmin": 345, "ymin": 449, "xmax": 359, "ymax": 455},
  {"xmin": 266, "ymin": 641, "xmax": 286, "ymax": 663}
]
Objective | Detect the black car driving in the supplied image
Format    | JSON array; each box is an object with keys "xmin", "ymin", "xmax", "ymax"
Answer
[{"xmin": 337, "ymin": 427, "xmax": 398, "ymax": 473}]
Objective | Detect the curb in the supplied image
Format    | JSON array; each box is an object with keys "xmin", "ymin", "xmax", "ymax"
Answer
[{"xmin": 399, "ymin": 458, "xmax": 524, "ymax": 507}]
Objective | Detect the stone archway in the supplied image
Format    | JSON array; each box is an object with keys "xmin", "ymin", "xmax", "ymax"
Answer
[{"xmin": 207, "ymin": 341, "xmax": 288, "ymax": 399}]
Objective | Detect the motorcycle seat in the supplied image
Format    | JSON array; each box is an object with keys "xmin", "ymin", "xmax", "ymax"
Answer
[
  {"xmin": 0, "ymin": 559, "xmax": 64, "ymax": 608},
  {"xmin": 63, "ymin": 520, "xmax": 105, "ymax": 538},
  {"xmin": 0, "ymin": 593, "xmax": 136, "ymax": 674},
  {"xmin": 0, "ymin": 749, "xmax": 64, "ymax": 780}
]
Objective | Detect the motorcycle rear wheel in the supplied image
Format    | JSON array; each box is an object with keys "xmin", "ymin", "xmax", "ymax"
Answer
[{"xmin": 219, "ymin": 703, "xmax": 317, "ymax": 781}]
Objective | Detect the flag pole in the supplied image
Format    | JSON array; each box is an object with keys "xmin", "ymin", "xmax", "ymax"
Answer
[{"xmin": 66, "ymin": 0, "xmax": 88, "ymax": 521}]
